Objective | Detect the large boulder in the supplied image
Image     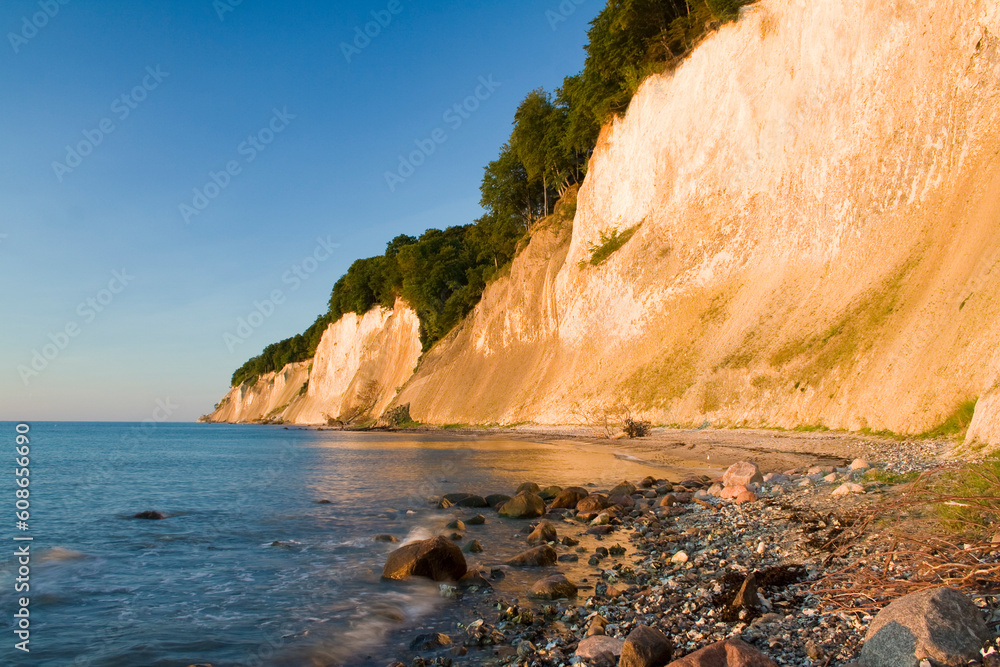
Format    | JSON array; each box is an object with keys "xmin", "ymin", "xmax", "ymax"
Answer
[
  {"xmin": 527, "ymin": 521, "xmax": 558, "ymax": 545},
  {"xmin": 577, "ymin": 636, "xmax": 626, "ymax": 665},
  {"xmin": 498, "ymin": 492, "xmax": 545, "ymax": 519},
  {"xmin": 609, "ymin": 493, "xmax": 636, "ymax": 508},
  {"xmin": 456, "ymin": 494, "xmax": 489, "ymax": 508},
  {"xmin": 722, "ymin": 462, "xmax": 763, "ymax": 488},
  {"xmin": 516, "ymin": 482, "xmax": 542, "ymax": 494},
  {"xmin": 506, "ymin": 545, "xmax": 557, "ymax": 567},
  {"xmin": 530, "ymin": 573, "xmax": 577, "ymax": 599},
  {"xmin": 485, "ymin": 493, "xmax": 512, "ymax": 508},
  {"xmin": 620, "ymin": 626, "xmax": 672, "ymax": 667},
  {"xmin": 858, "ymin": 587, "xmax": 990, "ymax": 667},
  {"xmin": 551, "ymin": 486, "xmax": 590, "ymax": 509},
  {"xmin": 577, "ymin": 494, "xmax": 609, "ymax": 513},
  {"xmin": 539, "ymin": 485, "xmax": 563, "ymax": 500},
  {"xmin": 382, "ymin": 536, "xmax": 467, "ymax": 581},
  {"xmin": 609, "ymin": 481, "xmax": 638, "ymax": 497},
  {"xmin": 666, "ymin": 638, "xmax": 778, "ymax": 666}
]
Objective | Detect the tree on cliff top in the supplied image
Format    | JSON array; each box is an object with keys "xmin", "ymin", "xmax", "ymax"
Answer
[{"xmin": 227, "ymin": 0, "xmax": 754, "ymax": 388}]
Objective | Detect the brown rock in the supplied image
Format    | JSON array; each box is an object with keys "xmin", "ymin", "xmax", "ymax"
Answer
[
  {"xmin": 485, "ymin": 493, "xmax": 512, "ymax": 507},
  {"xmin": 530, "ymin": 572, "xmax": 577, "ymax": 599},
  {"xmin": 458, "ymin": 569, "xmax": 492, "ymax": 590},
  {"xmin": 456, "ymin": 494, "xmax": 489, "ymax": 508},
  {"xmin": 658, "ymin": 494, "xmax": 677, "ymax": 507},
  {"xmin": 551, "ymin": 487, "xmax": 590, "ymax": 509},
  {"xmin": 527, "ymin": 521, "xmax": 558, "ymax": 545},
  {"xmin": 382, "ymin": 536, "xmax": 467, "ymax": 581},
  {"xmin": 666, "ymin": 638, "xmax": 778, "ymax": 666},
  {"xmin": 609, "ymin": 480, "xmax": 638, "ymax": 496},
  {"xmin": 731, "ymin": 573, "xmax": 760, "ymax": 610},
  {"xmin": 576, "ymin": 636, "xmax": 626, "ymax": 663},
  {"xmin": 621, "ymin": 625, "xmax": 672, "ymax": 667},
  {"xmin": 577, "ymin": 494, "xmax": 609, "ymax": 513},
  {"xmin": 719, "ymin": 485, "xmax": 746, "ymax": 500},
  {"xmin": 516, "ymin": 482, "xmax": 541, "ymax": 494},
  {"xmin": 539, "ymin": 485, "xmax": 563, "ymax": 500},
  {"xmin": 506, "ymin": 545, "xmax": 557, "ymax": 567},
  {"xmin": 722, "ymin": 461, "xmax": 763, "ymax": 488},
  {"xmin": 734, "ymin": 488, "xmax": 757, "ymax": 504},
  {"xmin": 498, "ymin": 492, "xmax": 545, "ymax": 519},
  {"xmin": 609, "ymin": 493, "xmax": 636, "ymax": 508}
]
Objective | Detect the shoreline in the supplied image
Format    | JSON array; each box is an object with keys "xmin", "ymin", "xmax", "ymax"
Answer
[
  {"xmin": 274, "ymin": 421, "xmax": 954, "ymax": 481},
  {"xmin": 364, "ymin": 432, "xmax": 997, "ymax": 666}
]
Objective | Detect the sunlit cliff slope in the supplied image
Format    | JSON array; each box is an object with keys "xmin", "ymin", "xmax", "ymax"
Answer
[{"xmin": 394, "ymin": 0, "xmax": 1000, "ymax": 446}]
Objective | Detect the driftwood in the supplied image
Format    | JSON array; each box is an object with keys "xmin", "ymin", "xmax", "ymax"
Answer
[{"xmin": 811, "ymin": 463, "xmax": 1000, "ymax": 616}]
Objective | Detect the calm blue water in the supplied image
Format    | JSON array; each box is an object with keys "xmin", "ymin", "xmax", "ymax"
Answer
[{"xmin": 0, "ymin": 423, "xmax": 668, "ymax": 666}]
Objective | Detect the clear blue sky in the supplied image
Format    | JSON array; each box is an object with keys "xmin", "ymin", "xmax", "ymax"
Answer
[{"xmin": 0, "ymin": 0, "xmax": 602, "ymax": 422}]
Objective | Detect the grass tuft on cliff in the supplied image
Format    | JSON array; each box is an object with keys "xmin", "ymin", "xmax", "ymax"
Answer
[
  {"xmin": 920, "ymin": 399, "xmax": 978, "ymax": 439},
  {"xmin": 587, "ymin": 225, "xmax": 640, "ymax": 266}
]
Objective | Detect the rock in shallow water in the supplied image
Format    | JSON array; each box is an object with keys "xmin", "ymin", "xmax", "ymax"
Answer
[
  {"xmin": 506, "ymin": 544, "xmax": 557, "ymax": 567},
  {"xmin": 134, "ymin": 511, "xmax": 165, "ymax": 520},
  {"xmin": 516, "ymin": 482, "xmax": 541, "ymax": 494},
  {"xmin": 382, "ymin": 536, "xmax": 467, "ymax": 581},
  {"xmin": 498, "ymin": 492, "xmax": 545, "ymax": 519},
  {"xmin": 551, "ymin": 486, "xmax": 589, "ymax": 509},
  {"xmin": 485, "ymin": 493, "xmax": 512, "ymax": 508},
  {"xmin": 530, "ymin": 572, "xmax": 577, "ymax": 599},
  {"xmin": 859, "ymin": 587, "xmax": 990, "ymax": 667},
  {"xmin": 527, "ymin": 520, "xmax": 557, "ymax": 545},
  {"xmin": 409, "ymin": 632, "xmax": 451, "ymax": 650},
  {"xmin": 577, "ymin": 493, "xmax": 610, "ymax": 513}
]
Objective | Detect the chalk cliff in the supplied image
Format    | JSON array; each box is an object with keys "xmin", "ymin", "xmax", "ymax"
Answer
[
  {"xmin": 203, "ymin": 299, "xmax": 421, "ymax": 424},
  {"xmin": 209, "ymin": 0, "xmax": 1000, "ymax": 448},
  {"xmin": 394, "ymin": 0, "xmax": 1000, "ymax": 446}
]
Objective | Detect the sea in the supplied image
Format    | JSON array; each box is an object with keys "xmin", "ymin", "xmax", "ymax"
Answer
[{"xmin": 0, "ymin": 422, "xmax": 672, "ymax": 666}]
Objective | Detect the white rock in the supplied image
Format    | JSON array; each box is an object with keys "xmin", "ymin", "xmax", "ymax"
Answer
[
  {"xmin": 823, "ymin": 473, "xmax": 839, "ymax": 483},
  {"xmin": 832, "ymin": 482, "xmax": 865, "ymax": 496},
  {"xmin": 671, "ymin": 550, "xmax": 689, "ymax": 564}
]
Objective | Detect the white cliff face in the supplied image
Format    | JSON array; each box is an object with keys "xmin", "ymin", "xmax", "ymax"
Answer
[
  {"xmin": 288, "ymin": 299, "xmax": 422, "ymax": 424},
  {"xmin": 398, "ymin": 0, "xmax": 1000, "ymax": 447},
  {"xmin": 205, "ymin": 361, "xmax": 311, "ymax": 424},
  {"xmin": 203, "ymin": 299, "xmax": 422, "ymax": 425}
]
